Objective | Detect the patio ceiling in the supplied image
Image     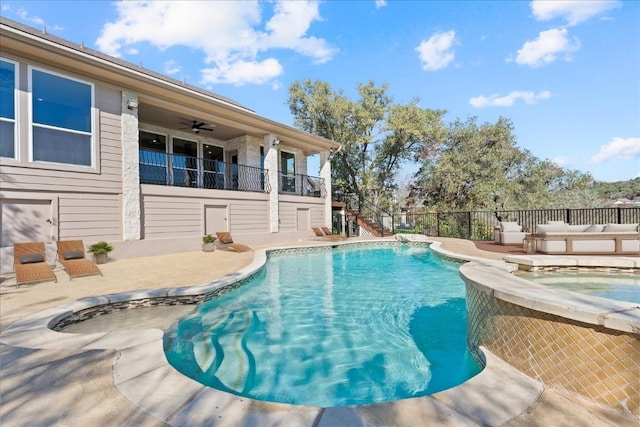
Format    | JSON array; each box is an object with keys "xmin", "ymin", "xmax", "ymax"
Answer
[{"xmin": 138, "ymin": 103, "xmax": 246, "ymax": 141}]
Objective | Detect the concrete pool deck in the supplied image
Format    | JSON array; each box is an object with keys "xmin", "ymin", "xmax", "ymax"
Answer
[{"xmin": 1, "ymin": 237, "xmax": 637, "ymax": 426}]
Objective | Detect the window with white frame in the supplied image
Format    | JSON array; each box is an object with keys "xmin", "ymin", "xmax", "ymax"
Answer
[
  {"xmin": 30, "ymin": 67, "xmax": 94, "ymax": 166},
  {"xmin": 0, "ymin": 59, "xmax": 17, "ymax": 159}
]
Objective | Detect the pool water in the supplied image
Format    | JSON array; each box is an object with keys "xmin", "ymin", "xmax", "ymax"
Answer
[
  {"xmin": 164, "ymin": 245, "xmax": 481, "ymax": 407},
  {"xmin": 518, "ymin": 271, "xmax": 640, "ymax": 304}
]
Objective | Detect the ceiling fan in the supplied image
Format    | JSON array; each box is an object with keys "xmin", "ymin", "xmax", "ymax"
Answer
[{"xmin": 180, "ymin": 120, "xmax": 215, "ymax": 134}]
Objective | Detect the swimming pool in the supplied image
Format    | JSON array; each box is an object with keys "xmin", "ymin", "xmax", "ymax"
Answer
[
  {"xmin": 163, "ymin": 244, "xmax": 481, "ymax": 407},
  {"xmin": 517, "ymin": 271, "xmax": 640, "ymax": 303}
]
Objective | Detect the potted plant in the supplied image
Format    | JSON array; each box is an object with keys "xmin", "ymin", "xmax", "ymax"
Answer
[
  {"xmin": 202, "ymin": 234, "xmax": 217, "ymax": 252},
  {"xmin": 87, "ymin": 241, "xmax": 114, "ymax": 264}
]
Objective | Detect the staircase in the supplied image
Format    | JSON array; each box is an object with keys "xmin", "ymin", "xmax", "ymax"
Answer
[
  {"xmin": 332, "ymin": 198, "xmax": 394, "ymax": 238},
  {"xmin": 345, "ymin": 208, "xmax": 393, "ymax": 237}
]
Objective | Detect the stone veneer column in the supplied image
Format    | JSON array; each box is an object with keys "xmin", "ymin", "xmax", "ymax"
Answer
[
  {"xmin": 121, "ymin": 92, "xmax": 141, "ymax": 240},
  {"xmin": 320, "ymin": 150, "xmax": 332, "ymax": 227},
  {"xmin": 264, "ymin": 134, "xmax": 279, "ymax": 233}
]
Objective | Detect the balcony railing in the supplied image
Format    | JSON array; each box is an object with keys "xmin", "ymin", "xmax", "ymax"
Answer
[
  {"xmin": 139, "ymin": 149, "xmax": 270, "ymax": 193},
  {"xmin": 279, "ymin": 172, "xmax": 326, "ymax": 198}
]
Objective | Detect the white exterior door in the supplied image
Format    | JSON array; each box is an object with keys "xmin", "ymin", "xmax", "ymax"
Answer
[
  {"xmin": 0, "ymin": 199, "xmax": 53, "ymax": 246},
  {"xmin": 204, "ymin": 205, "xmax": 228, "ymax": 235},
  {"xmin": 296, "ymin": 208, "xmax": 310, "ymax": 231}
]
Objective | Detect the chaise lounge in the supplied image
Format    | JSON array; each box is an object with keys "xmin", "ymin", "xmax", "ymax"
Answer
[
  {"xmin": 56, "ymin": 240, "xmax": 103, "ymax": 279},
  {"xmin": 321, "ymin": 226, "xmax": 347, "ymax": 240},
  {"xmin": 13, "ymin": 242, "xmax": 57, "ymax": 287},
  {"xmin": 312, "ymin": 227, "xmax": 343, "ymax": 241},
  {"xmin": 216, "ymin": 232, "xmax": 252, "ymax": 252}
]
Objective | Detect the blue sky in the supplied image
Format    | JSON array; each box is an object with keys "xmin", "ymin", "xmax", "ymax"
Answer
[{"xmin": 2, "ymin": 0, "xmax": 638, "ymax": 183}]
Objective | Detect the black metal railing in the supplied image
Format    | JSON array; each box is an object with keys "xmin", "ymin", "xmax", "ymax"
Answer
[
  {"xmin": 139, "ymin": 149, "xmax": 270, "ymax": 193},
  {"xmin": 331, "ymin": 191, "xmax": 639, "ymax": 240},
  {"xmin": 278, "ymin": 172, "xmax": 326, "ymax": 198},
  {"xmin": 333, "ymin": 192, "xmax": 395, "ymax": 236},
  {"xmin": 394, "ymin": 207, "xmax": 640, "ymax": 240}
]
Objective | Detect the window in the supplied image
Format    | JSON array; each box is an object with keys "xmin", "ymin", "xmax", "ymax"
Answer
[
  {"xmin": 139, "ymin": 131, "xmax": 167, "ymax": 185},
  {"xmin": 0, "ymin": 59, "xmax": 16, "ymax": 159},
  {"xmin": 202, "ymin": 143, "xmax": 224, "ymax": 189},
  {"xmin": 30, "ymin": 68, "xmax": 93, "ymax": 166},
  {"xmin": 260, "ymin": 146, "xmax": 265, "ymax": 189},
  {"xmin": 280, "ymin": 151, "xmax": 296, "ymax": 192},
  {"xmin": 172, "ymin": 138, "xmax": 198, "ymax": 187}
]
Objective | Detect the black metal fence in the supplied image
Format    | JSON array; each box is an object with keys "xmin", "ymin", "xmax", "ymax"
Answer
[
  {"xmin": 139, "ymin": 149, "xmax": 270, "ymax": 193},
  {"xmin": 335, "ymin": 205, "xmax": 639, "ymax": 240},
  {"xmin": 392, "ymin": 207, "xmax": 640, "ymax": 240},
  {"xmin": 278, "ymin": 172, "xmax": 326, "ymax": 198}
]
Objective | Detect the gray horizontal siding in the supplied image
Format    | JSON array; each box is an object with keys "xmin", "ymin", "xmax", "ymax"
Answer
[
  {"xmin": 229, "ymin": 200, "xmax": 269, "ymax": 233},
  {"xmin": 279, "ymin": 201, "xmax": 326, "ymax": 231},
  {"xmin": 57, "ymin": 194, "xmax": 121, "ymax": 242},
  {"xmin": 141, "ymin": 192, "xmax": 271, "ymax": 239},
  {"xmin": 142, "ymin": 195, "xmax": 202, "ymax": 239}
]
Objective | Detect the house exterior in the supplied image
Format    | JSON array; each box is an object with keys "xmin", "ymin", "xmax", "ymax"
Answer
[{"xmin": 0, "ymin": 17, "xmax": 340, "ymax": 273}]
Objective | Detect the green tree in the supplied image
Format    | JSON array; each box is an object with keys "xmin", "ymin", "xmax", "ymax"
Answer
[
  {"xmin": 288, "ymin": 79, "xmax": 445, "ymax": 208},
  {"xmin": 410, "ymin": 116, "xmax": 598, "ymax": 211}
]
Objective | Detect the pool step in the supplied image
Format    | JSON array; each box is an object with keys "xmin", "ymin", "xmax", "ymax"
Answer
[{"xmin": 191, "ymin": 309, "xmax": 257, "ymax": 393}]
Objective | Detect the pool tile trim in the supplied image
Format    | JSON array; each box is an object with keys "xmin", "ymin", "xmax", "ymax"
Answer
[{"xmin": 458, "ymin": 252, "xmax": 640, "ymax": 420}]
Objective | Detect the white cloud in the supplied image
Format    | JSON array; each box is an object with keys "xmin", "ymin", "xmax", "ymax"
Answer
[
  {"xmin": 415, "ymin": 30, "xmax": 457, "ymax": 71},
  {"xmin": 552, "ymin": 156, "xmax": 570, "ymax": 167},
  {"xmin": 513, "ymin": 28, "xmax": 580, "ymax": 67},
  {"xmin": 591, "ymin": 137, "xmax": 640, "ymax": 164},
  {"xmin": 261, "ymin": 1, "xmax": 335, "ymax": 64},
  {"xmin": 16, "ymin": 7, "xmax": 44, "ymax": 26},
  {"xmin": 163, "ymin": 60, "xmax": 182, "ymax": 75},
  {"xmin": 469, "ymin": 90, "xmax": 552, "ymax": 108},
  {"xmin": 530, "ymin": 0, "xmax": 621, "ymax": 26},
  {"xmin": 95, "ymin": 0, "xmax": 336, "ymax": 86},
  {"xmin": 375, "ymin": 0, "xmax": 387, "ymax": 9},
  {"xmin": 15, "ymin": 7, "xmax": 63, "ymax": 31},
  {"xmin": 201, "ymin": 58, "xmax": 283, "ymax": 86}
]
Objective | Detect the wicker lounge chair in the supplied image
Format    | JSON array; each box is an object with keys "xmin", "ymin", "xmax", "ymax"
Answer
[
  {"xmin": 215, "ymin": 232, "xmax": 252, "ymax": 252},
  {"xmin": 312, "ymin": 227, "xmax": 343, "ymax": 241},
  {"xmin": 56, "ymin": 240, "xmax": 102, "ymax": 279},
  {"xmin": 321, "ymin": 226, "xmax": 347, "ymax": 240},
  {"xmin": 13, "ymin": 242, "xmax": 57, "ymax": 287}
]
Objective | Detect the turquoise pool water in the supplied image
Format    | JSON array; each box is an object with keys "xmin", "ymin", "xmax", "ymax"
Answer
[
  {"xmin": 518, "ymin": 271, "xmax": 640, "ymax": 304},
  {"xmin": 164, "ymin": 245, "xmax": 481, "ymax": 407}
]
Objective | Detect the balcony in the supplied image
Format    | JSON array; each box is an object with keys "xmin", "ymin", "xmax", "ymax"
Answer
[
  {"xmin": 139, "ymin": 149, "xmax": 270, "ymax": 193},
  {"xmin": 279, "ymin": 172, "xmax": 326, "ymax": 198}
]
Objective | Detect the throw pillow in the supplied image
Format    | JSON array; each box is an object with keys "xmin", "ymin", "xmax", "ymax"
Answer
[
  {"xmin": 536, "ymin": 223, "xmax": 568, "ymax": 233},
  {"xmin": 567, "ymin": 225, "xmax": 589, "ymax": 232},
  {"xmin": 19, "ymin": 253, "xmax": 45, "ymax": 264},
  {"xmin": 547, "ymin": 220, "xmax": 565, "ymax": 225},
  {"xmin": 603, "ymin": 223, "xmax": 638, "ymax": 232},
  {"xmin": 585, "ymin": 224, "xmax": 605, "ymax": 232},
  {"xmin": 63, "ymin": 250, "xmax": 84, "ymax": 260},
  {"xmin": 500, "ymin": 222, "xmax": 521, "ymax": 232}
]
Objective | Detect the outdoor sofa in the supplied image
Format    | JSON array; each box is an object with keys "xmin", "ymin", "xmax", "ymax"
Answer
[{"xmin": 532, "ymin": 223, "xmax": 639, "ymax": 255}]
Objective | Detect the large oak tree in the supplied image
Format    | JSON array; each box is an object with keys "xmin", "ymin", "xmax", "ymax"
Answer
[{"xmin": 288, "ymin": 79, "xmax": 445, "ymax": 209}]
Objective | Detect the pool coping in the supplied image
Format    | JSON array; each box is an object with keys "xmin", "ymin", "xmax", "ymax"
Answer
[{"xmin": 1, "ymin": 239, "xmax": 633, "ymax": 426}]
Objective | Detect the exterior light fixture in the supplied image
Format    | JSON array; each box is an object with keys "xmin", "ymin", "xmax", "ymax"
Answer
[{"xmin": 127, "ymin": 100, "xmax": 139, "ymax": 110}]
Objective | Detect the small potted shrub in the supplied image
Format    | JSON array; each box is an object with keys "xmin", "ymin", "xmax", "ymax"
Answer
[
  {"xmin": 202, "ymin": 234, "xmax": 217, "ymax": 252},
  {"xmin": 87, "ymin": 241, "xmax": 114, "ymax": 264}
]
